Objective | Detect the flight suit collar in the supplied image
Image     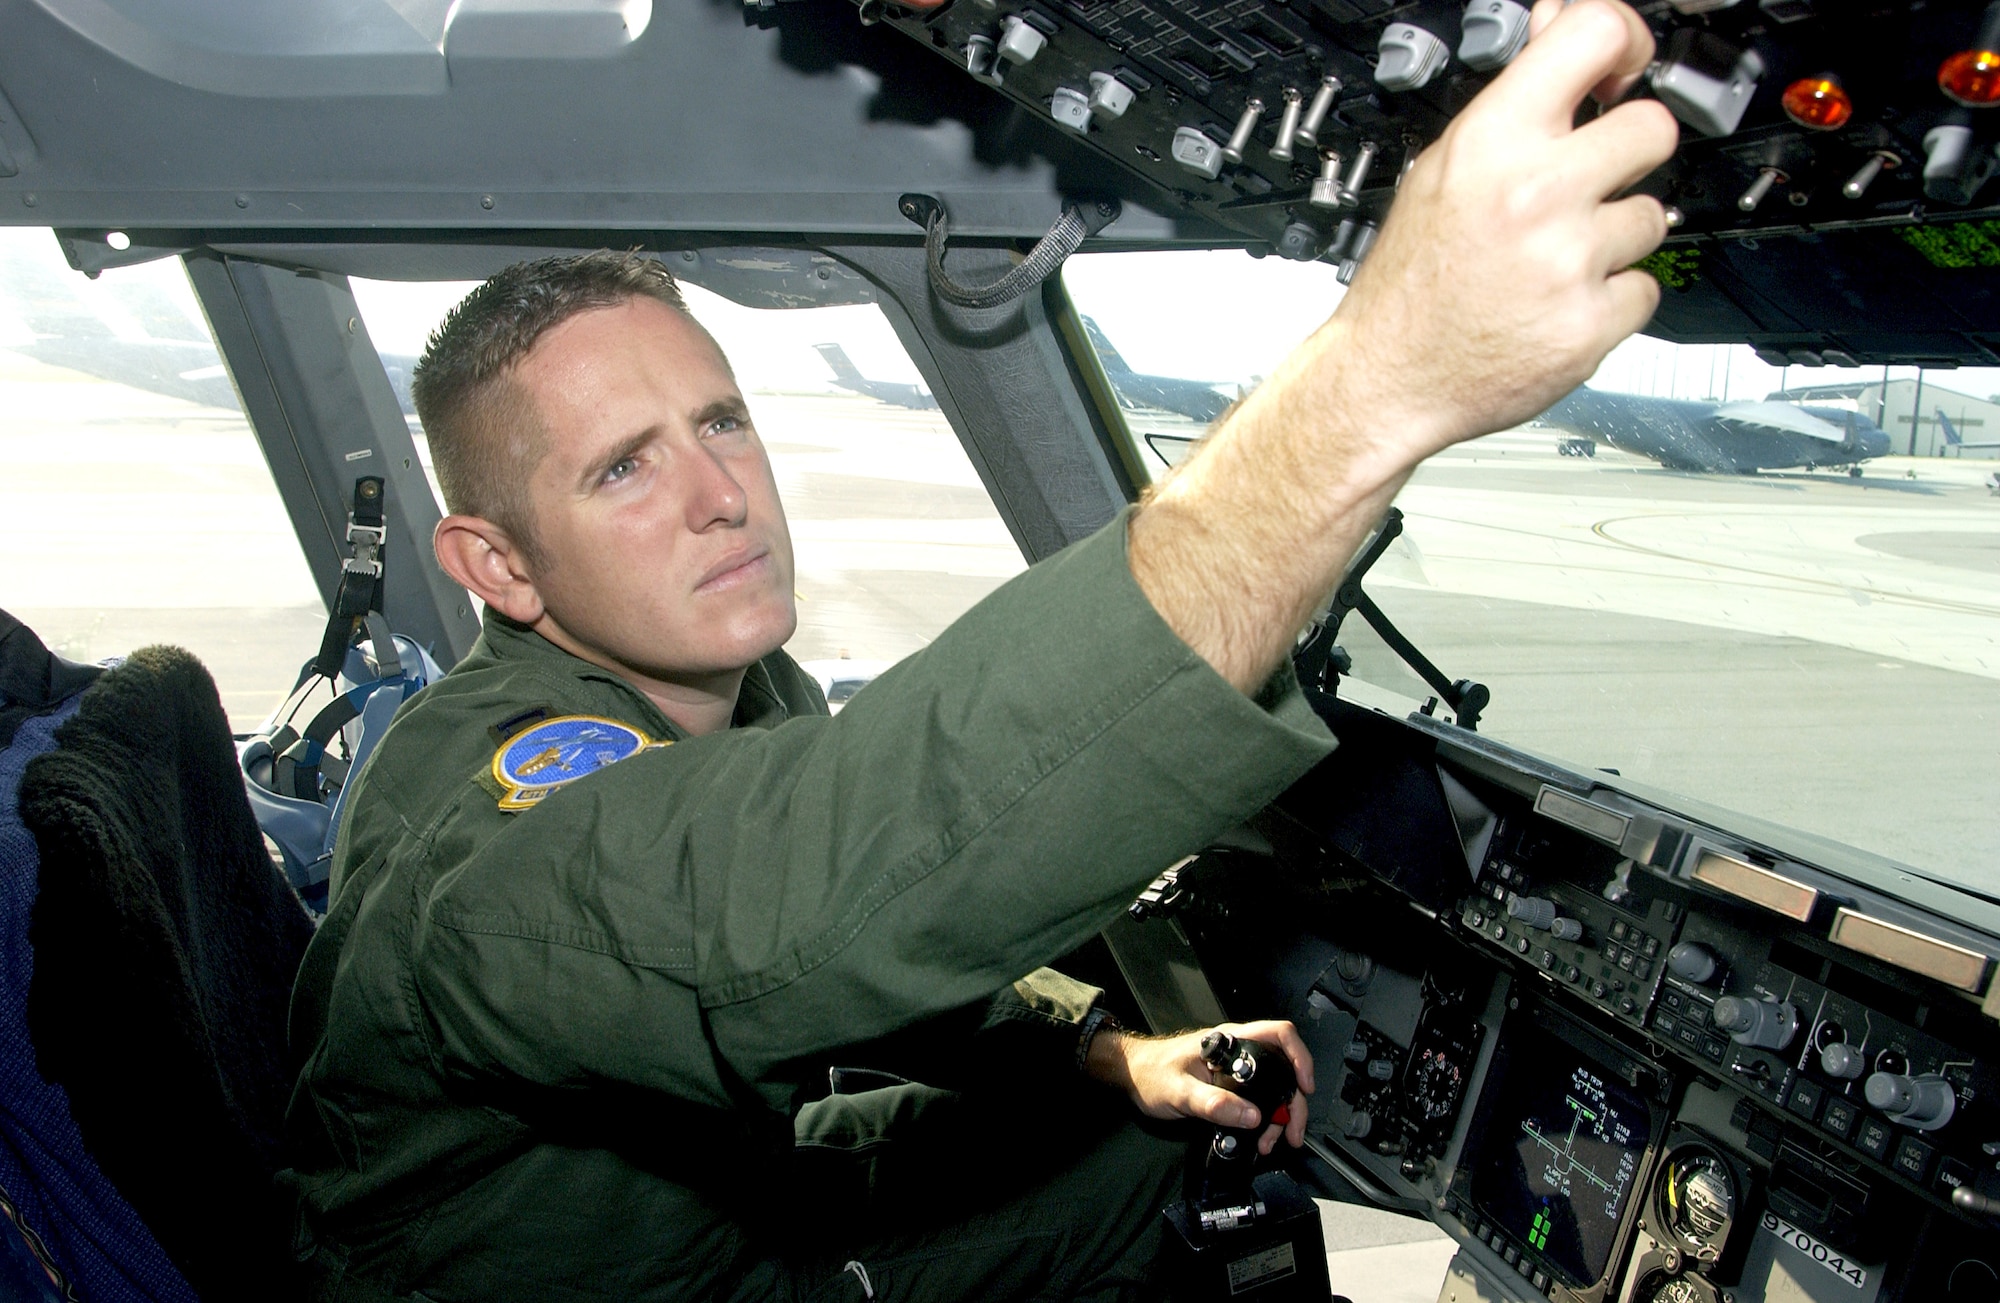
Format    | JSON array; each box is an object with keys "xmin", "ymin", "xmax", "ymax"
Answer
[{"xmin": 470, "ymin": 611, "xmax": 806, "ymax": 740}]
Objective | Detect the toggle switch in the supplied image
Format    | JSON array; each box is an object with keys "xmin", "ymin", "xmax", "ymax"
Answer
[
  {"xmin": 1277, "ymin": 218, "xmax": 1325, "ymax": 261},
  {"xmin": 1221, "ymin": 98, "xmax": 1266, "ymax": 164},
  {"xmin": 1339, "ymin": 140, "xmax": 1379, "ymax": 205},
  {"xmin": 1171, "ymin": 126, "xmax": 1225, "ymax": 180},
  {"xmin": 1377, "ymin": 25, "xmax": 1450, "ymax": 92},
  {"xmin": 1337, "ymin": 222, "xmax": 1379, "ymax": 285},
  {"xmin": 1738, "ymin": 166, "xmax": 1787, "ymax": 211},
  {"xmin": 1324, "ymin": 218, "xmax": 1359, "ymax": 261},
  {"xmin": 1650, "ymin": 28, "xmax": 1765, "ymax": 137},
  {"xmin": 1310, "ymin": 151, "xmax": 1345, "ymax": 208},
  {"xmin": 1459, "ymin": 0, "xmax": 1531, "ymax": 72},
  {"xmin": 1050, "ymin": 86, "xmax": 1092, "ymax": 133},
  {"xmin": 1087, "ymin": 72, "xmax": 1136, "ymax": 121},
  {"xmin": 1843, "ymin": 149, "xmax": 1900, "ymax": 199},
  {"xmin": 1296, "ymin": 75, "xmax": 1343, "ymax": 147},
  {"xmin": 965, "ymin": 34, "xmax": 1002, "ymax": 86},
  {"xmin": 996, "ymin": 15, "xmax": 1045, "ymax": 66},
  {"xmin": 1270, "ymin": 88, "xmax": 1306, "ymax": 163},
  {"xmin": 1924, "ymin": 113, "xmax": 1996, "ymax": 205}
]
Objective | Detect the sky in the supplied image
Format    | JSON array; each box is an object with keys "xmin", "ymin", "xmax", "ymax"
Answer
[{"xmin": 354, "ymin": 249, "xmax": 2000, "ymax": 411}]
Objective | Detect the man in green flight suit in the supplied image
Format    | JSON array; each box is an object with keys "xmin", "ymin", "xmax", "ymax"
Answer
[{"xmin": 281, "ymin": 2, "xmax": 1676, "ymax": 1297}]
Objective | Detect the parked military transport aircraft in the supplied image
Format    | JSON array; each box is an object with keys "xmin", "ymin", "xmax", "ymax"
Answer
[
  {"xmin": 1536, "ymin": 386, "xmax": 1892, "ymax": 473},
  {"xmin": 1940, "ymin": 408, "xmax": 2000, "ymax": 454},
  {"xmin": 1080, "ymin": 316, "xmax": 1237, "ymax": 423},
  {"xmin": 812, "ymin": 341, "xmax": 937, "ymax": 409},
  {"xmin": 4, "ymin": 2, "xmax": 2000, "ymax": 1303}
]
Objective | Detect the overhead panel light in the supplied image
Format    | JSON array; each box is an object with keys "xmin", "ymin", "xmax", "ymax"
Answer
[
  {"xmin": 1941, "ymin": 1, "xmax": 2000, "ymax": 106},
  {"xmin": 1782, "ymin": 75, "xmax": 1853, "ymax": 129},
  {"xmin": 1940, "ymin": 49, "xmax": 2000, "ymax": 106}
]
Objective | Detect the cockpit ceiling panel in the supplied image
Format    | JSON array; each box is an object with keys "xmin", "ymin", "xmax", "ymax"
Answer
[
  {"xmin": 0, "ymin": 0, "xmax": 1196, "ymax": 242},
  {"xmin": 11, "ymin": 0, "xmax": 2000, "ymax": 359},
  {"xmin": 853, "ymin": 0, "xmax": 2000, "ymax": 364}
]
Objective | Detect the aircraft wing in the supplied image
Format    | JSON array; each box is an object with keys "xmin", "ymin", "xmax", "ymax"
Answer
[{"xmin": 1710, "ymin": 401, "xmax": 1848, "ymax": 442}]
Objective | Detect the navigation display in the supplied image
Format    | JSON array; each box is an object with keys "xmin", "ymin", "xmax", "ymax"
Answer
[{"xmin": 1469, "ymin": 1028, "xmax": 1653, "ymax": 1287}]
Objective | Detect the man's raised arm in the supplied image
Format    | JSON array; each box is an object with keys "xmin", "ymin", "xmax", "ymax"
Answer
[{"xmin": 1129, "ymin": 0, "xmax": 1676, "ymax": 694}]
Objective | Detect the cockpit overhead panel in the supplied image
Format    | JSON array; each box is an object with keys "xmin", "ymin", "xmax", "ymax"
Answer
[{"xmin": 857, "ymin": 0, "xmax": 2000, "ymax": 365}]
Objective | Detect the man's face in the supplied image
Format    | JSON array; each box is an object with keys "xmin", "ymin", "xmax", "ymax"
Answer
[{"xmin": 507, "ymin": 295, "xmax": 797, "ymax": 687}]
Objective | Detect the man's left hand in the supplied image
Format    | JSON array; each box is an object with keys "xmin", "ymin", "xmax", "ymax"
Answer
[{"xmin": 1086, "ymin": 1020, "xmax": 1314, "ymax": 1156}]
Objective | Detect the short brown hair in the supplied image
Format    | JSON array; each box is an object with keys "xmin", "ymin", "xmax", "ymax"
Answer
[{"xmin": 411, "ymin": 251, "xmax": 694, "ymax": 563}]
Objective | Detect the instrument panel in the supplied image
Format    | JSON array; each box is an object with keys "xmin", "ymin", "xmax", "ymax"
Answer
[{"xmin": 1145, "ymin": 691, "xmax": 2000, "ymax": 1303}]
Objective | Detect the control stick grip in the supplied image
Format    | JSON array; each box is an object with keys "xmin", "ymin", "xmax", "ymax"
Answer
[{"xmin": 1201, "ymin": 1032, "xmax": 1298, "ymax": 1129}]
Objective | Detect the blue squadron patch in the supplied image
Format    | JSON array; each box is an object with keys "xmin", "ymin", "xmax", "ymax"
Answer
[{"xmin": 490, "ymin": 715, "xmax": 662, "ymax": 811}]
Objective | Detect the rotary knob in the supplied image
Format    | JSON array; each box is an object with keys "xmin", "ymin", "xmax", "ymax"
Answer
[
  {"xmin": 1820, "ymin": 1042, "xmax": 1867, "ymax": 1080},
  {"xmin": 1864, "ymin": 1072, "xmax": 1957, "ymax": 1131},
  {"xmin": 1712, "ymin": 996, "xmax": 1799, "ymax": 1051},
  {"xmin": 1667, "ymin": 941, "xmax": 1719, "ymax": 985},
  {"xmin": 1505, "ymin": 894, "xmax": 1557, "ymax": 930}
]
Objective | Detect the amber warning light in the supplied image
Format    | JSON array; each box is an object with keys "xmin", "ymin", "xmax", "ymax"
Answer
[
  {"xmin": 1782, "ymin": 76, "xmax": 1853, "ymax": 129},
  {"xmin": 1942, "ymin": 2, "xmax": 2000, "ymax": 106},
  {"xmin": 1941, "ymin": 50, "xmax": 2000, "ymax": 106}
]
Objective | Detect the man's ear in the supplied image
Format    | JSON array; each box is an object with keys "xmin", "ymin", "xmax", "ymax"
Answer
[{"xmin": 435, "ymin": 515, "xmax": 545, "ymax": 624}]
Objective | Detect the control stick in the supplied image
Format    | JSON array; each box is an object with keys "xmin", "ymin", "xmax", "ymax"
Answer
[
  {"xmin": 1158, "ymin": 1033, "xmax": 1336, "ymax": 1301},
  {"xmin": 1197, "ymin": 1030, "xmax": 1298, "ymax": 1199}
]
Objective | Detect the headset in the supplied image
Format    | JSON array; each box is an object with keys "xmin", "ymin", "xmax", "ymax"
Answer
[{"xmin": 237, "ymin": 478, "xmax": 443, "ymax": 913}]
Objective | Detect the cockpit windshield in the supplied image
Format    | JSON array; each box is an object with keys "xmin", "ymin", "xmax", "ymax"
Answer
[{"xmin": 1067, "ymin": 250, "xmax": 2000, "ymax": 900}]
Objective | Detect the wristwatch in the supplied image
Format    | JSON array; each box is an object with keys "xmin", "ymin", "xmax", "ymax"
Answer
[{"xmin": 1076, "ymin": 1004, "xmax": 1122, "ymax": 1073}]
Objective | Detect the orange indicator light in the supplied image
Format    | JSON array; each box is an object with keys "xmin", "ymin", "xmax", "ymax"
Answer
[
  {"xmin": 1782, "ymin": 76, "xmax": 1853, "ymax": 129},
  {"xmin": 1941, "ymin": 49, "xmax": 2000, "ymax": 106}
]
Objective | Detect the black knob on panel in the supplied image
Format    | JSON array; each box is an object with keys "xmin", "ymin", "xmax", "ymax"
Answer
[
  {"xmin": 1713, "ymin": 996, "xmax": 1799, "ymax": 1050},
  {"xmin": 1506, "ymin": 895, "xmax": 1558, "ymax": 930},
  {"xmin": 1667, "ymin": 941, "xmax": 1719, "ymax": 985},
  {"xmin": 1820, "ymin": 1042, "xmax": 1867, "ymax": 1080},
  {"xmin": 1864, "ymin": 1072, "xmax": 1957, "ymax": 1130}
]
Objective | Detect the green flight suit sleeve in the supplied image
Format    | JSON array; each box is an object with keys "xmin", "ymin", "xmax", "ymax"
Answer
[
  {"xmin": 824, "ymin": 966, "xmax": 1105, "ymax": 1092},
  {"xmin": 412, "ymin": 510, "xmax": 1334, "ymax": 1115}
]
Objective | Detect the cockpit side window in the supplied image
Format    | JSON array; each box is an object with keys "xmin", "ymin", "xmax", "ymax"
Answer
[
  {"xmin": 0, "ymin": 228, "xmax": 322, "ymax": 730},
  {"xmin": 1067, "ymin": 249, "xmax": 2000, "ymax": 895}
]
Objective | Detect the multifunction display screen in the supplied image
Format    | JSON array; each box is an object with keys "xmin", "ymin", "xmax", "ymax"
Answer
[{"xmin": 1469, "ymin": 1028, "xmax": 1653, "ymax": 1287}]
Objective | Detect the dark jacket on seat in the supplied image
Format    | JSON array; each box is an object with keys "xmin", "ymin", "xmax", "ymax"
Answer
[{"xmin": 21, "ymin": 645, "xmax": 315, "ymax": 1302}]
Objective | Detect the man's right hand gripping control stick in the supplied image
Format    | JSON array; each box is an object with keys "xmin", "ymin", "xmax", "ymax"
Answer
[{"xmin": 1129, "ymin": 0, "xmax": 1679, "ymax": 694}]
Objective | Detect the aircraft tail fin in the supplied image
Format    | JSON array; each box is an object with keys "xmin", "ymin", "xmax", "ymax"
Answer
[
  {"xmin": 813, "ymin": 343, "xmax": 864, "ymax": 383},
  {"xmin": 1078, "ymin": 316, "xmax": 1132, "ymax": 374},
  {"xmin": 1938, "ymin": 407, "xmax": 1961, "ymax": 446}
]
